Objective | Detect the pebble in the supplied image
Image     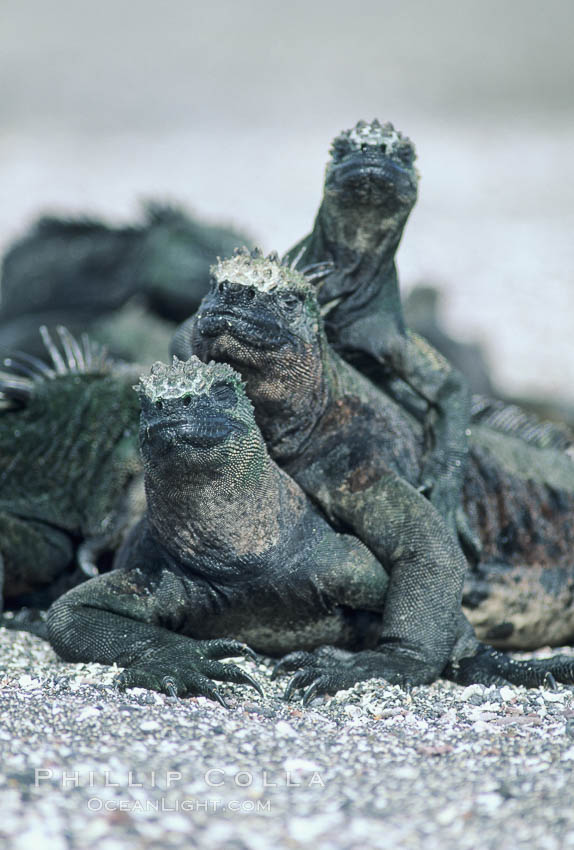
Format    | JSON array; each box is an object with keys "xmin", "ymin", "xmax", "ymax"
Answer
[{"xmin": 1, "ymin": 629, "xmax": 573, "ymax": 849}]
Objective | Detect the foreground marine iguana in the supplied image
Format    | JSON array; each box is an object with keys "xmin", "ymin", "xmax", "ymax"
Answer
[
  {"xmin": 283, "ymin": 120, "xmax": 471, "ymax": 533},
  {"xmin": 0, "ymin": 203, "xmax": 252, "ymax": 363},
  {"xmin": 47, "ymin": 357, "xmax": 574, "ymax": 704},
  {"xmin": 47, "ymin": 357, "xmax": 392, "ymax": 702},
  {"xmin": 174, "ymin": 252, "xmax": 574, "ymax": 694},
  {"xmin": 0, "ymin": 328, "xmax": 143, "ymax": 611}
]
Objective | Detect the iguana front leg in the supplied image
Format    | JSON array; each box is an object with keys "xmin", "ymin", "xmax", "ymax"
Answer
[
  {"xmin": 47, "ymin": 569, "xmax": 262, "ymax": 704},
  {"xmin": 380, "ymin": 329, "xmax": 481, "ymax": 559},
  {"xmin": 307, "ymin": 471, "xmax": 469, "ymax": 685},
  {"xmin": 385, "ymin": 330, "xmax": 471, "ymax": 531},
  {"xmin": 330, "ymin": 293, "xmax": 474, "ymax": 550}
]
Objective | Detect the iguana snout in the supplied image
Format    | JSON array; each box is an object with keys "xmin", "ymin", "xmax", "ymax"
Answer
[{"xmin": 196, "ymin": 278, "xmax": 289, "ymax": 351}]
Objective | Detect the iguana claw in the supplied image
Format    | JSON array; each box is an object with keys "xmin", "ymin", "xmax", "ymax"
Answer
[
  {"xmin": 271, "ymin": 651, "xmax": 312, "ymax": 680},
  {"xmin": 211, "ymin": 690, "xmax": 229, "ymax": 709},
  {"xmin": 160, "ymin": 676, "xmax": 179, "ymax": 700},
  {"xmin": 445, "ymin": 645, "xmax": 574, "ymax": 688}
]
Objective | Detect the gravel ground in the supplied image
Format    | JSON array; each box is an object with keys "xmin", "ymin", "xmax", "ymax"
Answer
[{"xmin": 2, "ymin": 627, "xmax": 574, "ymax": 849}]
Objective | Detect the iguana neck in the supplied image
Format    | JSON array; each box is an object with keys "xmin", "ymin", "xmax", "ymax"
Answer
[
  {"xmin": 144, "ymin": 445, "xmax": 283, "ymax": 563},
  {"xmin": 309, "ymin": 202, "xmax": 407, "ymax": 335},
  {"xmin": 241, "ymin": 343, "xmax": 331, "ymax": 464},
  {"xmin": 318, "ymin": 199, "xmax": 405, "ymax": 264}
]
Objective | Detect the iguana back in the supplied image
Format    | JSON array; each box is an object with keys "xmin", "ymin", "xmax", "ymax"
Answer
[{"xmin": 0, "ymin": 328, "xmax": 143, "ymax": 607}]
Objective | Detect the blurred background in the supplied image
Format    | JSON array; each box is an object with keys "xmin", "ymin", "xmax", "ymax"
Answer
[{"xmin": 1, "ymin": 0, "xmax": 573, "ymax": 400}]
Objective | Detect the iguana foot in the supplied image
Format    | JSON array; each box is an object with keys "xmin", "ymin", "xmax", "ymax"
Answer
[
  {"xmin": 273, "ymin": 645, "xmax": 434, "ymax": 705},
  {"xmin": 115, "ymin": 638, "xmax": 263, "ymax": 705},
  {"xmin": 444, "ymin": 644, "xmax": 574, "ymax": 688}
]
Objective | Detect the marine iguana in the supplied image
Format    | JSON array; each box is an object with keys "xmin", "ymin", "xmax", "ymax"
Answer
[
  {"xmin": 0, "ymin": 203, "xmax": 252, "ymax": 363},
  {"xmin": 0, "ymin": 327, "xmax": 143, "ymax": 611},
  {"xmin": 173, "ymin": 251, "xmax": 574, "ymax": 695},
  {"xmin": 283, "ymin": 120, "xmax": 471, "ymax": 533},
  {"xmin": 47, "ymin": 357, "xmax": 574, "ymax": 704},
  {"xmin": 47, "ymin": 357, "xmax": 392, "ymax": 703}
]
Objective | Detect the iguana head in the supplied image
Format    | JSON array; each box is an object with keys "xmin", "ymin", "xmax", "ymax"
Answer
[
  {"xmin": 190, "ymin": 251, "xmax": 328, "ymax": 450},
  {"xmin": 194, "ymin": 248, "xmax": 322, "ymax": 354},
  {"xmin": 137, "ymin": 355, "xmax": 260, "ymax": 475},
  {"xmin": 325, "ymin": 119, "xmax": 418, "ymax": 214}
]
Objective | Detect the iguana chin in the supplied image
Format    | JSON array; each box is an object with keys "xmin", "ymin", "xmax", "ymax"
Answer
[
  {"xmin": 172, "ymin": 250, "xmax": 574, "ymax": 696},
  {"xmin": 0, "ymin": 327, "xmax": 143, "ymax": 612},
  {"xmin": 283, "ymin": 119, "xmax": 471, "ymax": 534},
  {"xmin": 47, "ymin": 356, "xmax": 574, "ymax": 704}
]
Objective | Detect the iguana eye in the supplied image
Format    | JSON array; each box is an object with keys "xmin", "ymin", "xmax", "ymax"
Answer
[
  {"xmin": 182, "ymin": 395, "xmax": 192, "ymax": 407},
  {"xmin": 397, "ymin": 146, "xmax": 414, "ymax": 165},
  {"xmin": 280, "ymin": 292, "xmax": 300, "ymax": 312},
  {"xmin": 210, "ymin": 382, "xmax": 237, "ymax": 409},
  {"xmin": 155, "ymin": 400, "xmax": 163, "ymax": 410}
]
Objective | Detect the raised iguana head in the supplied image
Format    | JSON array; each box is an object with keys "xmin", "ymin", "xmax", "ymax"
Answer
[
  {"xmin": 137, "ymin": 355, "xmax": 262, "ymax": 478},
  {"xmin": 187, "ymin": 250, "xmax": 328, "ymax": 453},
  {"xmin": 191, "ymin": 249, "xmax": 325, "ymax": 372},
  {"xmin": 0, "ymin": 327, "xmax": 141, "ymax": 536},
  {"xmin": 325, "ymin": 119, "xmax": 418, "ymax": 214}
]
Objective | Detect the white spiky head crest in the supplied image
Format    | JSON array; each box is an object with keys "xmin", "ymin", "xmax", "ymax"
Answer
[
  {"xmin": 137, "ymin": 356, "xmax": 244, "ymax": 403},
  {"xmin": 330, "ymin": 119, "xmax": 416, "ymax": 166},
  {"xmin": 212, "ymin": 248, "xmax": 312, "ymax": 295}
]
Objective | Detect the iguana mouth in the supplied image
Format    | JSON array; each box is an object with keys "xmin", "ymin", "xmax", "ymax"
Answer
[
  {"xmin": 143, "ymin": 415, "xmax": 246, "ymax": 448},
  {"xmin": 197, "ymin": 310, "xmax": 287, "ymax": 350},
  {"xmin": 327, "ymin": 156, "xmax": 416, "ymax": 200}
]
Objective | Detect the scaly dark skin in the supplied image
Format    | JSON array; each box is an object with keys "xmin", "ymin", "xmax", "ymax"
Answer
[
  {"xmin": 0, "ymin": 327, "xmax": 143, "ymax": 613},
  {"xmin": 47, "ymin": 357, "xmax": 399, "ymax": 704},
  {"xmin": 0, "ymin": 203, "xmax": 252, "ymax": 363},
  {"xmin": 172, "ymin": 252, "xmax": 574, "ymax": 697},
  {"xmin": 283, "ymin": 120, "xmax": 471, "ymax": 537},
  {"xmin": 47, "ymin": 356, "xmax": 574, "ymax": 706}
]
